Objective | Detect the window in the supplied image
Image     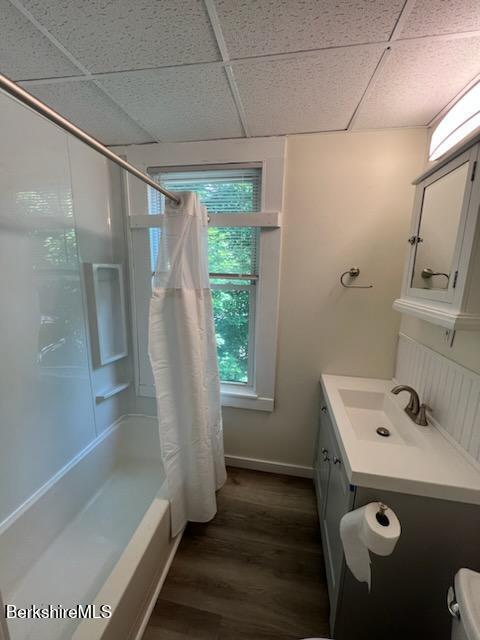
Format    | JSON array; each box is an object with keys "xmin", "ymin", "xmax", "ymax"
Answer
[
  {"xmin": 147, "ymin": 167, "xmax": 261, "ymax": 385},
  {"xmin": 124, "ymin": 137, "xmax": 285, "ymax": 411}
]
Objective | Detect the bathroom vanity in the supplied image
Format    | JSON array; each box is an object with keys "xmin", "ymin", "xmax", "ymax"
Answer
[{"xmin": 315, "ymin": 374, "xmax": 480, "ymax": 640}]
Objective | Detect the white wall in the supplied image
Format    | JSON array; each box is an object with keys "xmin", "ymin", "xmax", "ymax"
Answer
[
  {"xmin": 223, "ymin": 128, "xmax": 428, "ymax": 468},
  {"xmin": 116, "ymin": 128, "xmax": 427, "ymax": 469},
  {"xmin": 0, "ymin": 92, "xmax": 132, "ymax": 525},
  {"xmin": 400, "ymin": 316, "xmax": 480, "ymax": 375}
]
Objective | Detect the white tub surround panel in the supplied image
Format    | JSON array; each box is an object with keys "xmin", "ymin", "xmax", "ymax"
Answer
[
  {"xmin": 0, "ymin": 416, "xmax": 172, "ymax": 640},
  {"xmin": 395, "ymin": 333, "xmax": 480, "ymax": 463},
  {"xmin": 0, "ymin": 90, "xmax": 97, "ymax": 524},
  {"xmin": 0, "ymin": 88, "xmax": 136, "ymax": 527},
  {"xmin": 68, "ymin": 138, "xmax": 134, "ymax": 434},
  {"xmin": 320, "ymin": 374, "xmax": 480, "ymax": 505}
]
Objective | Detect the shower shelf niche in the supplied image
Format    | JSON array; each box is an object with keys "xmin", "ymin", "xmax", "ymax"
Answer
[
  {"xmin": 84, "ymin": 263, "xmax": 128, "ymax": 367},
  {"xmin": 95, "ymin": 382, "xmax": 131, "ymax": 403}
]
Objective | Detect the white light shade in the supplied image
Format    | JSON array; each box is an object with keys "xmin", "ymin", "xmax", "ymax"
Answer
[{"xmin": 429, "ymin": 82, "xmax": 480, "ymax": 161}]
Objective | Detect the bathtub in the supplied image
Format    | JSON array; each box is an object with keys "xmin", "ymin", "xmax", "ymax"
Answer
[{"xmin": 0, "ymin": 415, "xmax": 179, "ymax": 640}]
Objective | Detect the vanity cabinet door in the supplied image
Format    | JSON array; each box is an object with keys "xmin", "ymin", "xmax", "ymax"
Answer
[
  {"xmin": 316, "ymin": 403, "xmax": 354, "ymax": 627},
  {"xmin": 323, "ymin": 436, "xmax": 352, "ymax": 597},
  {"xmin": 314, "ymin": 406, "xmax": 332, "ymax": 517}
]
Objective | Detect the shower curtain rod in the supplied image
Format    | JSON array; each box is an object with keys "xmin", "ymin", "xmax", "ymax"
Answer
[{"xmin": 0, "ymin": 72, "xmax": 181, "ymax": 205}]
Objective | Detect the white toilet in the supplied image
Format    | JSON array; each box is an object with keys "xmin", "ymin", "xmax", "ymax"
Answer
[
  {"xmin": 304, "ymin": 567, "xmax": 480, "ymax": 640},
  {"xmin": 449, "ymin": 569, "xmax": 480, "ymax": 640}
]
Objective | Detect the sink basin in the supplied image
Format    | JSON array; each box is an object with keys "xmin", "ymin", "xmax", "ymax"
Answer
[
  {"xmin": 321, "ymin": 374, "xmax": 480, "ymax": 504},
  {"xmin": 338, "ymin": 388, "xmax": 413, "ymax": 446}
]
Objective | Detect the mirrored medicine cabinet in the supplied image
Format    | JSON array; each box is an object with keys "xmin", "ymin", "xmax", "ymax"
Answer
[{"xmin": 394, "ymin": 140, "xmax": 480, "ymax": 334}]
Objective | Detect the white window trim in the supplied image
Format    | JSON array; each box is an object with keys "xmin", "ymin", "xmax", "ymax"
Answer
[{"xmin": 119, "ymin": 137, "xmax": 285, "ymax": 412}]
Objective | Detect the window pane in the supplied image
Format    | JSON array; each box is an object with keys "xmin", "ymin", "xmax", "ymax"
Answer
[
  {"xmin": 208, "ymin": 227, "xmax": 258, "ymax": 275},
  {"xmin": 212, "ymin": 288, "xmax": 251, "ymax": 384},
  {"xmin": 147, "ymin": 166, "xmax": 260, "ymax": 386},
  {"xmin": 149, "ymin": 227, "xmax": 160, "ymax": 273},
  {"xmin": 151, "ymin": 227, "xmax": 258, "ymax": 278},
  {"xmin": 148, "ymin": 167, "xmax": 261, "ymax": 214}
]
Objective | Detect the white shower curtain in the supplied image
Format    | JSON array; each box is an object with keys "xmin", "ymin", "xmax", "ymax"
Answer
[{"xmin": 148, "ymin": 191, "xmax": 227, "ymax": 537}]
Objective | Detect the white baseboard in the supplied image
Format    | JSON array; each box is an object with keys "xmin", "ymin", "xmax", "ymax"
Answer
[
  {"xmin": 224, "ymin": 454, "xmax": 313, "ymax": 478},
  {"xmin": 133, "ymin": 527, "xmax": 184, "ymax": 640}
]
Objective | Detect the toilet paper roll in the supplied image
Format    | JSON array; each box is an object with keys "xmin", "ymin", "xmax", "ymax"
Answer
[{"xmin": 339, "ymin": 502, "xmax": 401, "ymax": 591}]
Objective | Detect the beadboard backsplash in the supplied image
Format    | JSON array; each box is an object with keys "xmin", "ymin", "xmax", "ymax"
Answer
[{"xmin": 395, "ymin": 333, "xmax": 480, "ymax": 463}]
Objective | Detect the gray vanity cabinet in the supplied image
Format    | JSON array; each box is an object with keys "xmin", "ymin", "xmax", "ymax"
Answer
[
  {"xmin": 315, "ymin": 392, "xmax": 480, "ymax": 640},
  {"xmin": 314, "ymin": 402, "xmax": 354, "ymax": 628}
]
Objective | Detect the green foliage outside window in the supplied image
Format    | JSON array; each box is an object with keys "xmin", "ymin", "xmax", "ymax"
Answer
[{"xmin": 212, "ymin": 288, "xmax": 250, "ymax": 383}]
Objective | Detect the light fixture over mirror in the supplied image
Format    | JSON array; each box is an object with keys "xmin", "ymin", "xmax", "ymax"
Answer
[{"xmin": 429, "ymin": 81, "xmax": 480, "ymax": 161}]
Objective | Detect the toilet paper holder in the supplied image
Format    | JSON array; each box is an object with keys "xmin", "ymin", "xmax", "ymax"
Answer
[{"xmin": 376, "ymin": 503, "xmax": 390, "ymax": 527}]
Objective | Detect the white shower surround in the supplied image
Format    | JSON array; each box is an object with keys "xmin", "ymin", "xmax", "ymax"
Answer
[{"xmin": 0, "ymin": 415, "xmax": 179, "ymax": 640}]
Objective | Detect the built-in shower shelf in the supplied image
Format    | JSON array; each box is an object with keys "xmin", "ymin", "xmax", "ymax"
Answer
[
  {"xmin": 95, "ymin": 382, "xmax": 131, "ymax": 402},
  {"xmin": 84, "ymin": 263, "xmax": 128, "ymax": 367}
]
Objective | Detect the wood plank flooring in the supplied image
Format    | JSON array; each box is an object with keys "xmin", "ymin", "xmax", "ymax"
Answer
[{"xmin": 143, "ymin": 468, "xmax": 330, "ymax": 640}]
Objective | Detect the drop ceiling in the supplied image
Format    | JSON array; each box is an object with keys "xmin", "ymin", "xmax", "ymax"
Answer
[{"xmin": 1, "ymin": 0, "xmax": 480, "ymax": 145}]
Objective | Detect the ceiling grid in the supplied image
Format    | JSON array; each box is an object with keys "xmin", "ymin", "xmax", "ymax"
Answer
[
  {"xmin": 5, "ymin": 0, "xmax": 159, "ymax": 143},
  {"xmin": 1, "ymin": 0, "xmax": 479, "ymax": 144},
  {"xmin": 203, "ymin": 0, "xmax": 251, "ymax": 137},
  {"xmin": 346, "ymin": 0, "xmax": 417, "ymax": 130}
]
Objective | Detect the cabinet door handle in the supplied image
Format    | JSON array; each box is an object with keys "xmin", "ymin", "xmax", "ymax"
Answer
[
  {"xmin": 321, "ymin": 448, "xmax": 330, "ymax": 462},
  {"xmin": 321, "ymin": 406, "xmax": 327, "ymax": 413},
  {"xmin": 333, "ymin": 456, "xmax": 341, "ymax": 465},
  {"xmin": 408, "ymin": 235, "xmax": 423, "ymax": 245}
]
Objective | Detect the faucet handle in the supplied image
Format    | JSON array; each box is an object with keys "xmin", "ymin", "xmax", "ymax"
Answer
[
  {"xmin": 415, "ymin": 403, "xmax": 432, "ymax": 426},
  {"xmin": 406, "ymin": 395, "xmax": 418, "ymax": 414}
]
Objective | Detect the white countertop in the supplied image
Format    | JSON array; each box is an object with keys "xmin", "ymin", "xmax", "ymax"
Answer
[{"xmin": 320, "ymin": 374, "xmax": 480, "ymax": 505}]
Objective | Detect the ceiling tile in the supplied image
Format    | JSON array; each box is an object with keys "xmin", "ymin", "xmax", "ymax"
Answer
[
  {"xmin": 0, "ymin": 0, "xmax": 80, "ymax": 80},
  {"xmin": 96, "ymin": 66, "xmax": 244, "ymax": 142},
  {"xmin": 400, "ymin": 0, "xmax": 480, "ymax": 39},
  {"xmin": 21, "ymin": 80, "xmax": 154, "ymax": 144},
  {"xmin": 232, "ymin": 46, "xmax": 384, "ymax": 136},
  {"xmin": 20, "ymin": 0, "xmax": 220, "ymax": 73},
  {"xmin": 215, "ymin": 0, "xmax": 404, "ymax": 58},
  {"xmin": 354, "ymin": 36, "xmax": 480, "ymax": 129}
]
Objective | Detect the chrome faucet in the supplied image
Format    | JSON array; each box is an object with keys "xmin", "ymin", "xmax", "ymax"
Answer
[
  {"xmin": 391, "ymin": 385, "xmax": 431, "ymax": 426},
  {"xmin": 391, "ymin": 385, "xmax": 421, "ymax": 422}
]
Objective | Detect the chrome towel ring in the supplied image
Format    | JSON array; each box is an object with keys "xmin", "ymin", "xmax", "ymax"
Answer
[{"xmin": 340, "ymin": 267, "xmax": 373, "ymax": 289}]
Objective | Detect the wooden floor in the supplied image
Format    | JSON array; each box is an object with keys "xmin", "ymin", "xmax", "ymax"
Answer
[{"xmin": 143, "ymin": 467, "xmax": 330, "ymax": 640}]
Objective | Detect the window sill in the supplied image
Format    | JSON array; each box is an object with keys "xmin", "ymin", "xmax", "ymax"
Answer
[
  {"xmin": 220, "ymin": 385, "xmax": 274, "ymax": 412},
  {"xmin": 138, "ymin": 383, "xmax": 274, "ymax": 412}
]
